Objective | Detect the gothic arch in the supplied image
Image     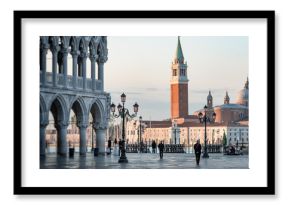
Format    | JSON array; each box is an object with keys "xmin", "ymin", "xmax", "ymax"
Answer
[
  {"xmin": 69, "ymin": 96, "xmax": 88, "ymax": 126},
  {"xmin": 97, "ymin": 37, "xmax": 108, "ymax": 63},
  {"xmin": 48, "ymin": 94, "xmax": 68, "ymax": 125},
  {"xmin": 59, "ymin": 36, "xmax": 70, "ymax": 49},
  {"xmin": 40, "ymin": 94, "xmax": 48, "ymax": 125},
  {"xmin": 48, "ymin": 36, "xmax": 59, "ymax": 52},
  {"xmin": 79, "ymin": 37, "xmax": 88, "ymax": 54},
  {"xmin": 40, "ymin": 36, "xmax": 49, "ymax": 47},
  {"xmin": 89, "ymin": 98, "xmax": 105, "ymax": 124},
  {"xmin": 69, "ymin": 36, "xmax": 78, "ymax": 52},
  {"xmin": 89, "ymin": 38, "xmax": 97, "ymax": 57}
]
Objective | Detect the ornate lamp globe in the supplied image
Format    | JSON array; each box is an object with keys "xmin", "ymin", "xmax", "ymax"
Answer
[
  {"xmin": 133, "ymin": 102, "xmax": 139, "ymax": 113},
  {"xmin": 198, "ymin": 112, "xmax": 203, "ymax": 120},
  {"xmin": 110, "ymin": 103, "xmax": 116, "ymax": 113},
  {"xmin": 121, "ymin": 93, "xmax": 126, "ymax": 103},
  {"xmin": 117, "ymin": 103, "xmax": 122, "ymax": 112}
]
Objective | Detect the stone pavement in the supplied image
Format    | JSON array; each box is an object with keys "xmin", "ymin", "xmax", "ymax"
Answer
[{"xmin": 40, "ymin": 152, "xmax": 248, "ymax": 169}]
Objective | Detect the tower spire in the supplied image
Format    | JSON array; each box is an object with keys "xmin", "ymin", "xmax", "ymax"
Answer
[
  {"xmin": 207, "ymin": 90, "xmax": 213, "ymax": 108},
  {"xmin": 244, "ymin": 76, "xmax": 249, "ymax": 89},
  {"xmin": 170, "ymin": 36, "xmax": 188, "ymax": 119},
  {"xmin": 224, "ymin": 91, "xmax": 230, "ymax": 104},
  {"xmin": 174, "ymin": 36, "xmax": 184, "ymax": 64}
]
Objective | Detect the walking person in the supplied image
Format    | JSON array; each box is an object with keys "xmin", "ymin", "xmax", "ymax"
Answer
[
  {"xmin": 152, "ymin": 140, "xmax": 156, "ymax": 153},
  {"xmin": 194, "ymin": 139, "xmax": 202, "ymax": 166},
  {"xmin": 158, "ymin": 141, "xmax": 164, "ymax": 159},
  {"xmin": 108, "ymin": 138, "xmax": 112, "ymax": 154}
]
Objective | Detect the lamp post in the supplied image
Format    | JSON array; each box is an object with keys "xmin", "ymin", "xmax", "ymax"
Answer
[
  {"xmin": 198, "ymin": 105, "xmax": 216, "ymax": 158},
  {"xmin": 139, "ymin": 116, "xmax": 142, "ymax": 152},
  {"xmin": 110, "ymin": 93, "xmax": 139, "ymax": 163},
  {"xmin": 175, "ymin": 129, "xmax": 177, "ymax": 144},
  {"xmin": 174, "ymin": 128, "xmax": 180, "ymax": 144}
]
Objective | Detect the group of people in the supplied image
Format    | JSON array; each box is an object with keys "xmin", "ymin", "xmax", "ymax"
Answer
[{"xmin": 108, "ymin": 138, "xmax": 203, "ymax": 166}]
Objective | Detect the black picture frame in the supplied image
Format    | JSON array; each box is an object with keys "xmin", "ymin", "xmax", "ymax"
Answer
[{"xmin": 14, "ymin": 10, "xmax": 275, "ymax": 195}]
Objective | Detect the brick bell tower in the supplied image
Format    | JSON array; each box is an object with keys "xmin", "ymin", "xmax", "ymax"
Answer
[{"xmin": 170, "ymin": 36, "xmax": 189, "ymax": 119}]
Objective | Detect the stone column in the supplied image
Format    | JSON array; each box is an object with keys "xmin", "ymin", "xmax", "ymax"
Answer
[
  {"xmin": 94, "ymin": 122, "xmax": 107, "ymax": 154},
  {"xmin": 96, "ymin": 128, "xmax": 106, "ymax": 154},
  {"xmin": 90, "ymin": 55, "xmax": 97, "ymax": 91},
  {"xmin": 57, "ymin": 123, "xmax": 68, "ymax": 156},
  {"xmin": 97, "ymin": 61, "xmax": 104, "ymax": 91},
  {"xmin": 62, "ymin": 48, "xmax": 69, "ymax": 88},
  {"xmin": 51, "ymin": 49, "xmax": 58, "ymax": 87},
  {"xmin": 40, "ymin": 46, "xmax": 48, "ymax": 86},
  {"xmin": 40, "ymin": 123, "xmax": 48, "ymax": 156},
  {"xmin": 71, "ymin": 51, "xmax": 78, "ymax": 89},
  {"xmin": 79, "ymin": 124, "xmax": 88, "ymax": 156},
  {"xmin": 81, "ymin": 53, "xmax": 87, "ymax": 90}
]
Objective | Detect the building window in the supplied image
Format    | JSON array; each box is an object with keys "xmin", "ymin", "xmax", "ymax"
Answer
[{"xmin": 173, "ymin": 69, "xmax": 177, "ymax": 76}]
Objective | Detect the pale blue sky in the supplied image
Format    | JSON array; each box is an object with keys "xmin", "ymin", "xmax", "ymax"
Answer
[{"xmin": 105, "ymin": 36, "xmax": 248, "ymax": 121}]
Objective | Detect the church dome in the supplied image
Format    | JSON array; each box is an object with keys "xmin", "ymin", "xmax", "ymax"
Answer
[{"xmin": 236, "ymin": 78, "xmax": 249, "ymax": 106}]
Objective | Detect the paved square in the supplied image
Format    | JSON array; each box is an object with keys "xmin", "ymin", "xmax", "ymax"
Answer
[{"xmin": 40, "ymin": 152, "xmax": 248, "ymax": 169}]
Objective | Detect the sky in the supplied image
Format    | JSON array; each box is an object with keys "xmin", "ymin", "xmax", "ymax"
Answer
[
  {"xmin": 46, "ymin": 36, "xmax": 248, "ymax": 121},
  {"xmin": 105, "ymin": 36, "xmax": 248, "ymax": 121}
]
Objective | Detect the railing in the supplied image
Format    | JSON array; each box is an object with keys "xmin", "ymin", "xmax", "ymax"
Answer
[
  {"xmin": 41, "ymin": 72, "xmax": 102, "ymax": 91},
  {"xmin": 67, "ymin": 75, "xmax": 73, "ymax": 87},
  {"xmin": 77, "ymin": 77, "xmax": 83, "ymax": 88}
]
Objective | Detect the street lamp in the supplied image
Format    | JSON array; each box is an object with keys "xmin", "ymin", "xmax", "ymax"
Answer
[
  {"xmin": 138, "ymin": 116, "xmax": 142, "ymax": 152},
  {"xmin": 198, "ymin": 105, "xmax": 216, "ymax": 158},
  {"xmin": 110, "ymin": 93, "xmax": 139, "ymax": 163},
  {"xmin": 174, "ymin": 127, "xmax": 180, "ymax": 144}
]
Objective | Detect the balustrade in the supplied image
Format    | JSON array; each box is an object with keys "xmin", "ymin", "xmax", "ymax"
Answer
[{"xmin": 41, "ymin": 72, "xmax": 102, "ymax": 91}]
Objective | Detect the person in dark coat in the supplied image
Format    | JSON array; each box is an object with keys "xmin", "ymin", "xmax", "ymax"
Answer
[
  {"xmin": 158, "ymin": 141, "xmax": 164, "ymax": 159},
  {"xmin": 194, "ymin": 139, "xmax": 202, "ymax": 166},
  {"xmin": 108, "ymin": 139, "xmax": 112, "ymax": 153},
  {"xmin": 152, "ymin": 140, "xmax": 157, "ymax": 153}
]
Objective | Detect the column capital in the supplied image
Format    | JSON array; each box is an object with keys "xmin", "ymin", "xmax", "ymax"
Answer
[
  {"xmin": 60, "ymin": 48, "xmax": 69, "ymax": 56},
  {"xmin": 97, "ymin": 55, "xmax": 108, "ymax": 64},
  {"xmin": 89, "ymin": 54, "xmax": 98, "ymax": 62},
  {"xmin": 77, "ymin": 122, "xmax": 89, "ymax": 129},
  {"xmin": 55, "ymin": 121, "xmax": 69, "ymax": 129},
  {"xmin": 40, "ymin": 44, "xmax": 49, "ymax": 54},
  {"xmin": 93, "ymin": 121, "xmax": 107, "ymax": 130},
  {"xmin": 70, "ymin": 50, "xmax": 80, "ymax": 58},
  {"xmin": 50, "ymin": 45, "xmax": 60, "ymax": 54},
  {"xmin": 79, "ymin": 52, "xmax": 88, "ymax": 59},
  {"xmin": 40, "ymin": 121, "xmax": 49, "ymax": 128}
]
